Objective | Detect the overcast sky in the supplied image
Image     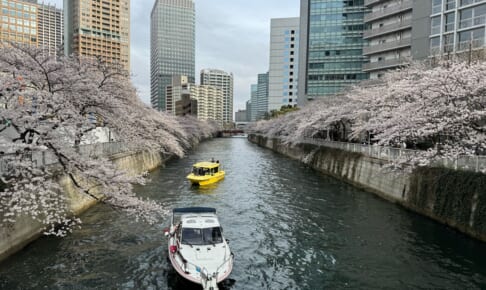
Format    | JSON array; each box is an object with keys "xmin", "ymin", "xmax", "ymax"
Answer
[{"xmin": 48, "ymin": 0, "xmax": 300, "ymax": 112}]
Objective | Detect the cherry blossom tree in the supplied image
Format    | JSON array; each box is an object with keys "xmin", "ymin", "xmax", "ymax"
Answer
[
  {"xmin": 0, "ymin": 44, "xmax": 218, "ymax": 236},
  {"xmin": 249, "ymin": 60, "xmax": 486, "ymax": 171}
]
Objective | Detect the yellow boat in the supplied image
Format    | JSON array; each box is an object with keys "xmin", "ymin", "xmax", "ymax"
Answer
[{"xmin": 186, "ymin": 161, "xmax": 225, "ymax": 186}]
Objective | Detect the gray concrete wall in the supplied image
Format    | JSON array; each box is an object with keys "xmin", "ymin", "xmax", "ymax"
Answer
[
  {"xmin": 249, "ymin": 134, "xmax": 486, "ymax": 242},
  {"xmin": 411, "ymin": 0, "xmax": 432, "ymax": 60},
  {"xmin": 0, "ymin": 150, "xmax": 169, "ymax": 262}
]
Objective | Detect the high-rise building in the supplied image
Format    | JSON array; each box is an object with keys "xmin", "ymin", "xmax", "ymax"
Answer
[
  {"xmin": 363, "ymin": 0, "xmax": 413, "ymax": 79},
  {"xmin": 200, "ymin": 69, "xmax": 234, "ymax": 125},
  {"xmin": 0, "ymin": 0, "xmax": 39, "ymax": 47},
  {"xmin": 245, "ymin": 100, "xmax": 252, "ymax": 123},
  {"xmin": 64, "ymin": 0, "xmax": 130, "ymax": 71},
  {"xmin": 38, "ymin": 3, "xmax": 63, "ymax": 56},
  {"xmin": 268, "ymin": 17, "xmax": 300, "ymax": 112},
  {"xmin": 250, "ymin": 84, "xmax": 258, "ymax": 121},
  {"xmin": 166, "ymin": 75, "xmax": 190, "ymax": 115},
  {"xmin": 150, "ymin": 0, "xmax": 195, "ymax": 111},
  {"xmin": 298, "ymin": 0, "xmax": 368, "ymax": 106},
  {"xmin": 429, "ymin": 0, "xmax": 486, "ymax": 57},
  {"xmin": 235, "ymin": 109, "xmax": 247, "ymax": 122},
  {"xmin": 0, "ymin": 0, "xmax": 62, "ymax": 56},
  {"xmin": 250, "ymin": 73, "xmax": 269, "ymax": 121},
  {"xmin": 165, "ymin": 75, "xmax": 223, "ymax": 126},
  {"xmin": 191, "ymin": 85, "xmax": 224, "ymax": 127}
]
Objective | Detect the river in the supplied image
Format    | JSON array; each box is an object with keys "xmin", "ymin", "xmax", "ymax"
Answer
[{"xmin": 0, "ymin": 138, "xmax": 485, "ymax": 289}]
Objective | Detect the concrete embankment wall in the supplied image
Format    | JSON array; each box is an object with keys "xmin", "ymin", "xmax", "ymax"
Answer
[
  {"xmin": 0, "ymin": 150, "xmax": 170, "ymax": 262},
  {"xmin": 249, "ymin": 135, "xmax": 486, "ymax": 242}
]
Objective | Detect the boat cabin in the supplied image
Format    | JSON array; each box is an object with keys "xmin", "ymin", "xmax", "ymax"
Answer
[
  {"xmin": 178, "ymin": 213, "xmax": 223, "ymax": 245},
  {"xmin": 191, "ymin": 162, "xmax": 220, "ymax": 176}
]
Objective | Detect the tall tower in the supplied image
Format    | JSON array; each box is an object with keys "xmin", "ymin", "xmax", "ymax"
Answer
[
  {"xmin": 38, "ymin": 3, "xmax": 63, "ymax": 57},
  {"xmin": 200, "ymin": 69, "xmax": 234, "ymax": 125},
  {"xmin": 64, "ymin": 0, "xmax": 130, "ymax": 71},
  {"xmin": 150, "ymin": 0, "xmax": 195, "ymax": 111},
  {"xmin": 268, "ymin": 17, "xmax": 300, "ymax": 112},
  {"xmin": 298, "ymin": 0, "xmax": 368, "ymax": 106}
]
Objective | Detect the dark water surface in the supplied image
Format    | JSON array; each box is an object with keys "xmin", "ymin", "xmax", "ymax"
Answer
[{"xmin": 1, "ymin": 138, "xmax": 485, "ymax": 289}]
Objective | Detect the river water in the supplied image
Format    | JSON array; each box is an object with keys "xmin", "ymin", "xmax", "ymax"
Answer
[{"xmin": 0, "ymin": 138, "xmax": 485, "ymax": 289}]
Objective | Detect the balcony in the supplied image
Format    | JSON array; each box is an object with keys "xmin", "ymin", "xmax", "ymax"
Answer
[
  {"xmin": 364, "ymin": 0, "xmax": 413, "ymax": 22},
  {"xmin": 364, "ymin": 0, "xmax": 387, "ymax": 7},
  {"xmin": 363, "ymin": 18, "xmax": 412, "ymax": 39},
  {"xmin": 363, "ymin": 58, "xmax": 410, "ymax": 72},
  {"xmin": 363, "ymin": 38, "xmax": 411, "ymax": 55}
]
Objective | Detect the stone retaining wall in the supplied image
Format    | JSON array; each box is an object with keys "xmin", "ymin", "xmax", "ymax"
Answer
[
  {"xmin": 249, "ymin": 134, "xmax": 486, "ymax": 242},
  {"xmin": 0, "ymin": 150, "xmax": 170, "ymax": 262}
]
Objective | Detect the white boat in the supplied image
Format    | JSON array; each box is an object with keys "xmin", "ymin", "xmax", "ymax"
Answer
[{"xmin": 165, "ymin": 207, "xmax": 234, "ymax": 290}]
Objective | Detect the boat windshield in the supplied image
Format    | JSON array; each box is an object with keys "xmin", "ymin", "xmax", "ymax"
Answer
[{"xmin": 181, "ymin": 227, "xmax": 223, "ymax": 245}]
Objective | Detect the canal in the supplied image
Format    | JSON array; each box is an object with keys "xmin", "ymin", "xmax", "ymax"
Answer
[{"xmin": 0, "ymin": 138, "xmax": 485, "ymax": 289}]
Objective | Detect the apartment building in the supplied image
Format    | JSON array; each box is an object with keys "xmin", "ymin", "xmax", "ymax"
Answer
[
  {"xmin": 64, "ymin": 0, "xmax": 130, "ymax": 71},
  {"xmin": 200, "ymin": 69, "xmax": 233, "ymax": 125},
  {"xmin": 363, "ymin": 0, "xmax": 414, "ymax": 78}
]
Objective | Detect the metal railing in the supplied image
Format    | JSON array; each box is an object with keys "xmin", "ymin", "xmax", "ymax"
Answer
[
  {"xmin": 302, "ymin": 138, "xmax": 486, "ymax": 173},
  {"xmin": 364, "ymin": 0, "xmax": 413, "ymax": 22}
]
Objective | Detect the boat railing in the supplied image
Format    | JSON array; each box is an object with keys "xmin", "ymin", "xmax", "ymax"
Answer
[{"xmin": 215, "ymin": 252, "xmax": 234, "ymax": 278}]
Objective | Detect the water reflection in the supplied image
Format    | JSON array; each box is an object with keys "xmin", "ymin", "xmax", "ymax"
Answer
[{"xmin": 0, "ymin": 138, "xmax": 485, "ymax": 289}]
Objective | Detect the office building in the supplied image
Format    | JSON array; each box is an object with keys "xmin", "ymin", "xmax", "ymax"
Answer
[
  {"xmin": 235, "ymin": 109, "xmax": 247, "ymax": 122},
  {"xmin": 200, "ymin": 69, "xmax": 234, "ymax": 125},
  {"xmin": 429, "ymin": 0, "xmax": 486, "ymax": 57},
  {"xmin": 38, "ymin": 3, "xmax": 63, "ymax": 56},
  {"xmin": 268, "ymin": 17, "xmax": 299, "ymax": 111},
  {"xmin": 246, "ymin": 100, "xmax": 252, "ymax": 123},
  {"xmin": 64, "ymin": 0, "xmax": 130, "ymax": 71},
  {"xmin": 250, "ymin": 84, "xmax": 258, "ymax": 121},
  {"xmin": 298, "ymin": 0, "xmax": 368, "ymax": 106},
  {"xmin": 250, "ymin": 73, "xmax": 269, "ymax": 121},
  {"xmin": 166, "ymin": 75, "xmax": 190, "ymax": 115},
  {"xmin": 150, "ymin": 0, "xmax": 195, "ymax": 111},
  {"xmin": 0, "ymin": 0, "xmax": 39, "ymax": 47}
]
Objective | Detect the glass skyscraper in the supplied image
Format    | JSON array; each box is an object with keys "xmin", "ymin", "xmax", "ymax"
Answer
[
  {"xmin": 150, "ymin": 0, "xmax": 195, "ymax": 111},
  {"xmin": 298, "ymin": 0, "xmax": 368, "ymax": 106}
]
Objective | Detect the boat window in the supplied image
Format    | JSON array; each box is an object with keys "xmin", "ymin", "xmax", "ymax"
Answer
[
  {"xmin": 202, "ymin": 227, "xmax": 223, "ymax": 244},
  {"xmin": 181, "ymin": 227, "xmax": 223, "ymax": 245},
  {"xmin": 181, "ymin": 228, "xmax": 203, "ymax": 245}
]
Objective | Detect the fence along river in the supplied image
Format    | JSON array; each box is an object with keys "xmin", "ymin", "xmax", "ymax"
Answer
[{"xmin": 0, "ymin": 138, "xmax": 485, "ymax": 289}]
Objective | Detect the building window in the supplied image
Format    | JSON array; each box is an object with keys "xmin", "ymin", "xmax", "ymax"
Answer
[
  {"xmin": 445, "ymin": 0, "xmax": 456, "ymax": 10},
  {"xmin": 444, "ymin": 12, "xmax": 455, "ymax": 32},
  {"xmin": 431, "ymin": 16, "xmax": 441, "ymax": 35},
  {"xmin": 432, "ymin": 0, "xmax": 442, "ymax": 14}
]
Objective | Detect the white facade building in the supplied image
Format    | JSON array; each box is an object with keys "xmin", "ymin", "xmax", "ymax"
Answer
[
  {"xmin": 200, "ymin": 69, "xmax": 233, "ymax": 125},
  {"xmin": 268, "ymin": 17, "xmax": 299, "ymax": 111}
]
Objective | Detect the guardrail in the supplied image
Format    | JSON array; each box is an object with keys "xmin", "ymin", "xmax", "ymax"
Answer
[
  {"xmin": 0, "ymin": 142, "xmax": 129, "ymax": 175},
  {"xmin": 302, "ymin": 138, "xmax": 486, "ymax": 173}
]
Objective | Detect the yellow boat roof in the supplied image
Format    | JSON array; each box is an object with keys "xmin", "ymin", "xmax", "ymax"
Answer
[{"xmin": 193, "ymin": 162, "xmax": 220, "ymax": 169}]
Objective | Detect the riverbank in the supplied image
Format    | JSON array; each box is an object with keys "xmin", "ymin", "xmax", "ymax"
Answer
[
  {"xmin": 0, "ymin": 149, "xmax": 172, "ymax": 262},
  {"xmin": 248, "ymin": 134, "xmax": 486, "ymax": 242}
]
